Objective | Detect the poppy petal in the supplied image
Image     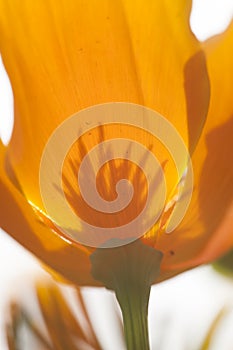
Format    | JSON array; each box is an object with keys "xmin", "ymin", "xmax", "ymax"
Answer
[
  {"xmin": 158, "ymin": 23, "xmax": 233, "ymax": 272},
  {"xmin": 0, "ymin": 141, "xmax": 98, "ymax": 286},
  {"xmin": 0, "ymin": 0, "xmax": 209, "ymax": 211}
]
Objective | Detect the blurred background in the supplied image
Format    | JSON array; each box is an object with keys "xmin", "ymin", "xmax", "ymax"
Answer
[{"xmin": 0, "ymin": 0, "xmax": 233, "ymax": 349}]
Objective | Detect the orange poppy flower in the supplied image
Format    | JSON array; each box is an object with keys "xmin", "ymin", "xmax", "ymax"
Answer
[{"xmin": 0, "ymin": 0, "xmax": 232, "ymax": 287}]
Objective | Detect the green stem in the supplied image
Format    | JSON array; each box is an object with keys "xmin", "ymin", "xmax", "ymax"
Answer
[
  {"xmin": 90, "ymin": 238, "xmax": 163, "ymax": 350},
  {"xmin": 116, "ymin": 283, "xmax": 150, "ymax": 350}
]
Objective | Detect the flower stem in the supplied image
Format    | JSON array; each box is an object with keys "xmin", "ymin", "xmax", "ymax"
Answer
[
  {"xmin": 115, "ymin": 281, "xmax": 150, "ymax": 349},
  {"xmin": 90, "ymin": 239, "xmax": 163, "ymax": 350}
]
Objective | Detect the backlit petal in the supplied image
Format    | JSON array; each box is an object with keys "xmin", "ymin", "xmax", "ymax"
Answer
[
  {"xmin": 158, "ymin": 23, "xmax": 233, "ymax": 274},
  {"xmin": 0, "ymin": 141, "xmax": 98, "ymax": 286},
  {"xmin": 0, "ymin": 0, "xmax": 209, "ymax": 213}
]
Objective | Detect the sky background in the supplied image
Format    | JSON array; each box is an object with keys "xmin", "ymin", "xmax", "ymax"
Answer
[{"xmin": 0, "ymin": 1, "xmax": 233, "ymax": 349}]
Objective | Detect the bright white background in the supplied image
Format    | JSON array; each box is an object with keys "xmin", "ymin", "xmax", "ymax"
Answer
[{"xmin": 0, "ymin": 1, "xmax": 233, "ymax": 349}]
